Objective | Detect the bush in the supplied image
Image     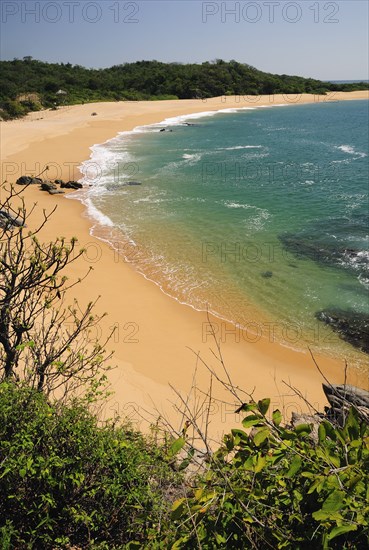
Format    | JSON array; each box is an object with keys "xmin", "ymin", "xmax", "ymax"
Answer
[
  {"xmin": 171, "ymin": 399, "xmax": 369, "ymax": 549},
  {"xmin": 0, "ymin": 382, "xmax": 180, "ymax": 549}
]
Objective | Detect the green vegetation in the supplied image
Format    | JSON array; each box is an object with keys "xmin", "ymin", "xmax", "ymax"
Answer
[
  {"xmin": 170, "ymin": 399, "xmax": 369, "ymax": 549},
  {"xmin": 1, "ymin": 184, "xmax": 369, "ymax": 548},
  {"xmin": 0, "ymin": 186, "xmax": 112, "ymax": 396},
  {"xmin": 0, "ymin": 381, "xmax": 180, "ymax": 549},
  {"xmin": 1, "ymin": 57, "xmax": 368, "ymax": 119}
]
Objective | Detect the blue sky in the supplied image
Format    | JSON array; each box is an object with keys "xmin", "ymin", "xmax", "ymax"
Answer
[{"xmin": 1, "ymin": 1, "xmax": 368, "ymax": 79}]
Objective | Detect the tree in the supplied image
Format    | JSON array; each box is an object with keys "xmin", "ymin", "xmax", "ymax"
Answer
[{"xmin": 0, "ymin": 183, "xmax": 113, "ymax": 397}]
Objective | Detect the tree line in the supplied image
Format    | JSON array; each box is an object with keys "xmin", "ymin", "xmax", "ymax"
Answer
[{"xmin": 1, "ymin": 57, "xmax": 368, "ymax": 119}]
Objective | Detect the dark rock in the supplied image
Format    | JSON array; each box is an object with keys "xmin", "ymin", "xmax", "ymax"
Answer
[
  {"xmin": 48, "ymin": 189, "xmax": 65, "ymax": 195},
  {"xmin": 261, "ymin": 271, "xmax": 273, "ymax": 278},
  {"xmin": 41, "ymin": 181, "xmax": 57, "ymax": 192},
  {"xmin": 323, "ymin": 384, "xmax": 369, "ymax": 409},
  {"xmin": 60, "ymin": 181, "xmax": 83, "ymax": 189},
  {"xmin": 322, "ymin": 384, "xmax": 369, "ymax": 424},
  {"xmin": 126, "ymin": 181, "xmax": 142, "ymax": 186},
  {"xmin": 0, "ymin": 210, "xmax": 26, "ymax": 229},
  {"xmin": 16, "ymin": 176, "xmax": 42, "ymax": 185},
  {"xmin": 159, "ymin": 128, "xmax": 172, "ymax": 132},
  {"xmin": 279, "ymin": 215, "xmax": 368, "ymax": 280},
  {"xmin": 315, "ymin": 309, "xmax": 369, "ymax": 354},
  {"xmin": 91, "ymin": 112, "xmax": 98, "ymax": 116},
  {"xmin": 55, "ymin": 179, "xmax": 65, "ymax": 185}
]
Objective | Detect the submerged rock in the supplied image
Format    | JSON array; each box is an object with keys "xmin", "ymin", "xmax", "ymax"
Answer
[
  {"xmin": 279, "ymin": 215, "xmax": 369, "ymax": 279},
  {"xmin": 261, "ymin": 271, "xmax": 273, "ymax": 278},
  {"xmin": 315, "ymin": 309, "xmax": 369, "ymax": 354}
]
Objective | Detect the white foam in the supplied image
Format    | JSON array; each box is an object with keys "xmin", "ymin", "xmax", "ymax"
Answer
[
  {"xmin": 83, "ymin": 197, "xmax": 114, "ymax": 227},
  {"xmin": 335, "ymin": 145, "xmax": 367, "ymax": 158},
  {"xmin": 218, "ymin": 145, "xmax": 263, "ymax": 151},
  {"xmin": 182, "ymin": 152, "xmax": 202, "ymax": 163}
]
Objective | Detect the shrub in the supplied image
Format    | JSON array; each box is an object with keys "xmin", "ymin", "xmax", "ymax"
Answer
[
  {"xmin": 171, "ymin": 398, "xmax": 369, "ymax": 549},
  {"xmin": 0, "ymin": 381, "xmax": 180, "ymax": 549}
]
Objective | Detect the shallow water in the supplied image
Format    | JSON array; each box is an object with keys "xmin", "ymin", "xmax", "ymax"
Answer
[{"xmin": 77, "ymin": 100, "xmax": 369, "ymax": 366}]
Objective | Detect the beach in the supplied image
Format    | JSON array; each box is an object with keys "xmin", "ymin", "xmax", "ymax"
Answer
[{"xmin": 1, "ymin": 91, "xmax": 368, "ymax": 440}]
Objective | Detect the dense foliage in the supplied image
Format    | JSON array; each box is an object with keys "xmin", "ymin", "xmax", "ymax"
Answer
[
  {"xmin": 2, "ymin": 385, "xmax": 368, "ymax": 549},
  {"xmin": 1, "ymin": 57, "xmax": 368, "ymax": 119},
  {"xmin": 0, "ymin": 381, "xmax": 180, "ymax": 549},
  {"xmin": 170, "ymin": 399, "xmax": 369, "ymax": 549}
]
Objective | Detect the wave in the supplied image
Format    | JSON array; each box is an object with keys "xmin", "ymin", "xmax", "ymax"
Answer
[
  {"xmin": 182, "ymin": 152, "xmax": 203, "ymax": 164},
  {"xmin": 335, "ymin": 144, "xmax": 367, "ymax": 158},
  {"xmin": 218, "ymin": 145, "xmax": 263, "ymax": 151}
]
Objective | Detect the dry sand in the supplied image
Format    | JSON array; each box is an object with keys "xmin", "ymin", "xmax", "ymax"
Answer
[{"xmin": 1, "ymin": 91, "xmax": 368, "ymax": 440}]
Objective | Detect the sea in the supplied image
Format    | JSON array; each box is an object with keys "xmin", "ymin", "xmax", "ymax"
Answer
[{"xmin": 75, "ymin": 99, "xmax": 369, "ymax": 367}]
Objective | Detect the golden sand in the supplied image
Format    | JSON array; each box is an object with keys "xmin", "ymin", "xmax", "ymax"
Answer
[{"xmin": 1, "ymin": 91, "xmax": 368, "ymax": 439}]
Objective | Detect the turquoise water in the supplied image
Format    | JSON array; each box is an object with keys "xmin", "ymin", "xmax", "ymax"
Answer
[{"xmin": 79, "ymin": 100, "xmax": 369, "ymax": 363}]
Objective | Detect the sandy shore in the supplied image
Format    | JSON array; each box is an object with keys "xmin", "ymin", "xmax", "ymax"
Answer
[{"xmin": 1, "ymin": 92, "xmax": 368, "ymax": 440}]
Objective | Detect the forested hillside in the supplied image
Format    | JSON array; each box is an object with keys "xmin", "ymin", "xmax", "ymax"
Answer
[{"xmin": 1, "ymin": 57, "xmax": 368, "ymax": 119}]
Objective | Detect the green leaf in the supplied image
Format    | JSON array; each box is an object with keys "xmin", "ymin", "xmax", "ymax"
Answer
[
  {"xmin": 286, "ymin": 455, "xmax": 302, "ymax": 478},
  {"xmin": 327, "ymin": 524, "xmax": 357, "ymax": 541},
  {"xmin": 313, "ymin": 490, "xmax": 345, "ymax": 521},
  {"xmin": 242, "ymin": 415, "xmax": 263, "ymax": 428},
  {"xmin": 215, "ymin": 533, "xmax": 226, "ymax": 544},
  {"xmin": 258, "ymin": 398, "xmax": 270, "ymax": 415},
  {"xmin": 254, "ymin": 454, "xmax": 266, "ymax": 473},
  {"xmin": 253, "ymin": 428, "xmax": 270, "ymax": 447},
  {"xmin": 16, "ymin": 340, "xmax": 35, "ymax": 351},
  {"xmin": 236, "ymin": 402, "xmax": 258, "ymax": 413},
  {"xmin": 272, "ymin": 409, "xmax": 282, "ymax": 426},
  {"xmin": 231, "ymin": 428, "xmax": 249, "ymax": 443},
  {"xmin": 168, "ymin": 436, "xmax": 185, "ymax": 458},
  {"xmin": 294, "ymin": 423, "xmax": 312, "ymax": 435},
  {"xmin": 171, "ymin": 498, "xmax": 186, "ymax": 520},
  {"xmin": 318, "ymin": 423, "xmax": 326, "ymax": 443}
]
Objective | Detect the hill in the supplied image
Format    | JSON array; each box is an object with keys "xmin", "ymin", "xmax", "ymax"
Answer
[{"xmin": 1, "ymin": 57, "xmax": 368, "ymax": 119}]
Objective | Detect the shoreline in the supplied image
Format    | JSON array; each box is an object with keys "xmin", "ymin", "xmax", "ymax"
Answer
[{"xmin": 1, "ymin": 92, "xmax": 368, "ymax": 438}]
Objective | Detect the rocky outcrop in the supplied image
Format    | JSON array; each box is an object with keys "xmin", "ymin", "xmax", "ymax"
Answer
[
  {"xmin": 40, "ymin": 181, "xmax": 64, "ymax": 195},
  {"xmin": 316, "ymin": 309, "xmax": 369, "ymax": 354},
  {"xmin": 16, "ymin": 176, "xmax": 42, "ymax": 185},
  {"xmin": 0, "ymin": 210, "xmax": 26, "ymax": 229},
  {"xmin": 41, "ymin": 181, "xmax": 57, "ymax": 191},
  {"xmin": 323, "ymin": 384, "xmax": 369, "ymax": 424},
  {"xmin": 15, "ymin": 176, "xmax": 82, "ymax": 194},
  {"xmin": 60, "ymin": 181, "xmax": 83, "ymax": 189}
]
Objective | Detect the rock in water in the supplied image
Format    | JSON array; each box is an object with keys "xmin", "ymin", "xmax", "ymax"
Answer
[{"xmin": 316, "ymin": 309, "xmax": 369, "ymax": 354}]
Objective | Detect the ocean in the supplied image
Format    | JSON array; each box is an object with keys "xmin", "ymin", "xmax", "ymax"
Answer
[{"xmin": 77, "ymin": 99, "xmax": 369, "ymax": 366}]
